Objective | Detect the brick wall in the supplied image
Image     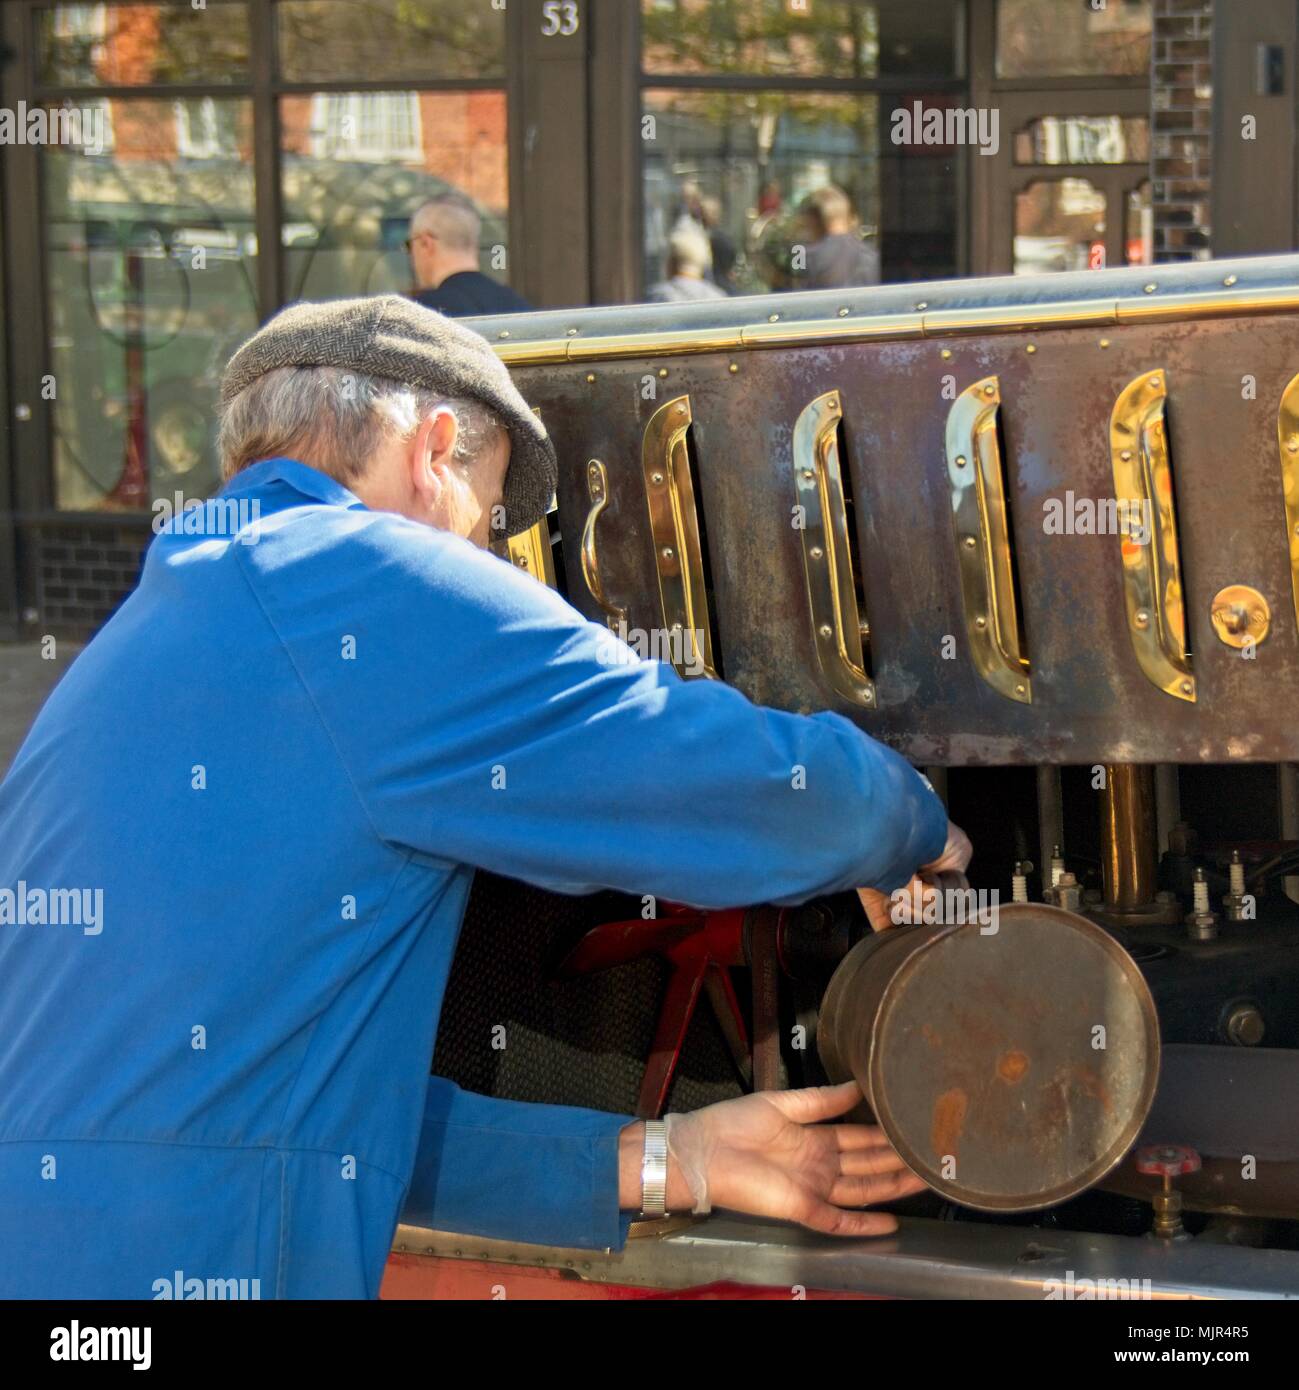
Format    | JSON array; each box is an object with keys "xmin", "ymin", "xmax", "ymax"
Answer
[
  {"xmin": 1151, "ymin": 0, "xmax": 1214, "ymax": 262},
  {"xmin": 33, "ymin": 521, "xmax": 151, "ymax": 640}
]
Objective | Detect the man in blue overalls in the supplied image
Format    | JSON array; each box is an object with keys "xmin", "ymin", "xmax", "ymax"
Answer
[{"xmin": 0, "ymin": 296, "xmax": 969, "ymax": 1298}]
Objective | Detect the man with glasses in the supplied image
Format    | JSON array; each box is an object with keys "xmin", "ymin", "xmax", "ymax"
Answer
[{"xmin": 408, "ymin": 190, "xmax": 533, "ymax": 318}]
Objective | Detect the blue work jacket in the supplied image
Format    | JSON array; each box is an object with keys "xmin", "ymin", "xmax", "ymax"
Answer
[{"xmin": 0, "ymin": 458, "xmax": 946, "ymax": 1298}]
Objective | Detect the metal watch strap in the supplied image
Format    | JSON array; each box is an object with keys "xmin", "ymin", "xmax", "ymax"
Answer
[{"xmin": 640, "ymin": 1119, "xmax": 669, "ymax": 1219}]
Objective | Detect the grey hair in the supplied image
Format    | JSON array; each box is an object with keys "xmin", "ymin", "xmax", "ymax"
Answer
[{"xmin": 217, "ymin": 365, "xmax": 505, "ymax": 485}]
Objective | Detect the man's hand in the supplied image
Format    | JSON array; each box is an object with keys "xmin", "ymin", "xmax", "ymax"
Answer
[
  {"xmin": 921, "ymin": 820, "xmax": 974, "ymax": 875},
  {"xmin": 621, "ymin": 1082, "xmax": 927, "ymax": 1236},
  {"xmin": 857, "ymin": 819, "xmax": 973, "ymax": 932}
]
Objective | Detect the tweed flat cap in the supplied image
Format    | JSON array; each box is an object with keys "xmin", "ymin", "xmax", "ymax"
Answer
[{"xmin": 221, "ymin": 295, "xmax": 556, "ymax": 536}]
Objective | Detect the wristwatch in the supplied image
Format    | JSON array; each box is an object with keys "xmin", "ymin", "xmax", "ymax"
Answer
[{"xmin": 640, "ymin": 1119, "xmax": 669, "ymax": 1219}]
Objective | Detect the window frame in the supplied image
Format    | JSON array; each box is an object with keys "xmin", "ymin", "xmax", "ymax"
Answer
[
  {"xmin": 2, "ymin": 0, "xmax": 520, "ymax": 523},
  {"xmin": 982, "ymin": 86, "xmax": 1152, "ymax": 277},
  {"xmin": 967, "ymin": 0, "xmax": 1152, "ymax": 276}
]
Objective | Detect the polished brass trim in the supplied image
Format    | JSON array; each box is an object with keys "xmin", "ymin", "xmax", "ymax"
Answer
[
  {"xmin": 492, "ymin": 285, "xmax": 1299, "ymax": 368},
  {"xmin": 945, "ymin": 376, "xmax": 1031, "ymax": 704},
  {"xmin": 496, "ymin": 338, "xmax": 573, "ymax": 366},
  {"xmin": 580, "ymin": 459, "xmax": 625, "ymax": 631},
  {"xmin": 642, "ymin": 396, "xmax": 718, "ymax": 681},
  {"xmin": 742, "ymin": 313, "xmax": 924, "ymax": 347},
  {"xmin": 1211, "ymin": 584, "xmax": 1271, "ymax": 649},
  {"xmin": 1110, "ymin": 371, "xmax": 1195, "ymax": 702},
  {"xmin": 1279, "ymin": 371, "xmax": 1299, "ymax": 637},
  {"xmin": 1116, "ymin": 286, "xmax": 1299, "ymax": 324},
  {"xmin": 506, "ymin": 517, "xmax": 557, "ymax": 589},
  {"xmin": 924, "ymin": 299, "xmax": 1115, "ymax": 336},
  {"xmin": 570, "ymin": 326, "xmax": 745, "ymax": 361},
  {"xmin": 792, "ymin": 390, "xmax": 875, "ymax": 708}
]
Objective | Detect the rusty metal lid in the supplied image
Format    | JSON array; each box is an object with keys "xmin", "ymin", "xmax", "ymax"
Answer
[{"xmin": 863, "ymin": 904, "xmax": 1160, "ymax": 1213}]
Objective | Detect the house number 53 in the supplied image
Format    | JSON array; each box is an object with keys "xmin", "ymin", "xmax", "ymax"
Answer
[{"xmin": 541, "ymin": 0, "xmax": 580, "ymax": 36}]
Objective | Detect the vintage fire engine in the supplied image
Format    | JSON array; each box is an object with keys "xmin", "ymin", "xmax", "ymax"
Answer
[{"xmin": 384, "ymin": 254, "xmax": 1299, "ymax": 1300}]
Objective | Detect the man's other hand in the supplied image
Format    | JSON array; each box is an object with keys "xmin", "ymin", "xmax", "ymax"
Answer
[{"xmin": 652, "ymin": 1082, "xmax": 927, "ymax": 1236}]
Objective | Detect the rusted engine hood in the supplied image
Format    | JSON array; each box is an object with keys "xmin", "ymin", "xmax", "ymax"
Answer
[{"xmin": 475, "ymin": 253, "xmax": 1299, "ymax": 766}]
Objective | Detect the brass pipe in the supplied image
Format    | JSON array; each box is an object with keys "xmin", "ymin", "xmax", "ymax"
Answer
[{"xmin": 1100, "ymin": 765, "xmax": 1158, "ymax": 913}]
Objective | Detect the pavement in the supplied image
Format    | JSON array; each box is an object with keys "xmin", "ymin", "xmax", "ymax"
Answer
[{"xmin": 0, "ymin": 642, "xmax": 83, "ymax": 779}]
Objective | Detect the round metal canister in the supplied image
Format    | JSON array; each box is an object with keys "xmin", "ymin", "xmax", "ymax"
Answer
[{"xmin": 817, "ymin": 903, "xmax": 1160, "ymax": 1212}]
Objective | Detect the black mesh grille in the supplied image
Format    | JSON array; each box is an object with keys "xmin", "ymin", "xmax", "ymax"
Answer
[{"xmin": 432, "ymin": 871, "xmax": 744, "ymax": 1115}]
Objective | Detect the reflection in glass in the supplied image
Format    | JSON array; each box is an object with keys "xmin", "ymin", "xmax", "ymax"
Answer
[
  {"xmin": 43, "ymin": 98, "xmax": 258, "ymax": 510},
  {"xmin": 643, "ymin": 90, "xmax": 876, "ymax": 296},
  {"xmin": 39, "ymin": 2, "xmax": 250, "ymax": 87},
  {"xmin": 641, "ymin": 0, "xmax": 961, "ymax": 79},
  {"xmin": 1014, "ymin": 115, "xmax": 1150, "ymax": 166},
  {"xmin": 1126, "ymin": 181, "xmax": 1152, "ymax": 266},
  {"xmin": 997, "ymin": 0, "xmax": 1152, "ymax": 79},
  {"xmin": 277, "ymin": 0, "xmax": 506, "ymax": 83},
  {"xmin": 1014, "ymin": 178, "xmax": 1106, "ymax": 275},
  {"xmin": 280, "ymin": 91, "xmax": 509, "ymax": 302},
  {"xmin": 643, "ymin": 88, "xmax": 956, "ymax": 295}
]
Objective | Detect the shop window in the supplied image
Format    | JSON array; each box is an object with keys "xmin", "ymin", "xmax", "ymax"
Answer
[
  {"xmin": 30, "ymin": 2, "xmax": 515, "ymax": 516},
  {"xmin": 996, "ymin": 0, "xmax": 1152, "ymax": 79},
  {"xmin": 276, "ymin": 0, "xmax": 506, "ymax": 83},
  {"xmin": 640, "ymin": 2, "xmax": 963, "ymax": 296},
  {"xmin": 281, "ymin": 90, "xmax": 509, "ymax": 302},
  {"xmin": 1014, "ymin": 177, "xmax": 1106, "ymax": 275},
  {"xmin": 39, "ymin": 1, "xmax": 250, "ymax": 86},
  {"xmin": 642, "ymin": 0, "xmax": 962, "ymax": 80},
  {"xmin": 643, "ymin": 89, "xmax": 880, "ymax": 296},
  {"xmin": 642, "ymin": 85, "xmax": 958, "ymax": 295},
  {"xmin": 42, "ymin": 97, "xmax": 259, "ymax": 510}
]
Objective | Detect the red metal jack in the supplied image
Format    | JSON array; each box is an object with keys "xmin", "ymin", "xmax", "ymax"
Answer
[{"xmin": 557, "ymin": 904, "xmax": 755, "ymax": 1119}]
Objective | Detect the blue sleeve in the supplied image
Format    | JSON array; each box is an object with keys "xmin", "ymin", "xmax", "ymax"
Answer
[
  {"xmin": 268, "ymin": 514, "xmax": 948, "ymax": 907},
  {"xmin": 400, "ymin": 1077, "xmax": 634, "ymax": 1249}
]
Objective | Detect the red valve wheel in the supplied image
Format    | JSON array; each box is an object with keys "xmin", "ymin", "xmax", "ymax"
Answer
[{"xmin": 1135, "ymin": 1144, "xmax": 1202, "ymax": 1178}]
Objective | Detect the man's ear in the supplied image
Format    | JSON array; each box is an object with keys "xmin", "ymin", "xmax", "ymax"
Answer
[{"xmin": 409, "ymin": 407, "xmax": 459, "ymax": 505}]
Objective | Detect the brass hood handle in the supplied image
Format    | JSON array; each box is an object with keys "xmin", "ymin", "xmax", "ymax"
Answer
[
  {"xmin": 580, "ymin": 458, "xmax": 626, "ymax": 631},
  {"xmin": 792, "ymin": 390, "xmax": 875, "ymax": 708},
  {"xmin": 641, "ymin": 396, "xmax": 719, "ymax": 680},
  {"xmin": 1110, "ymin": 370, "xmax": 1195, "ymax": 702},
  {"xmin": 946, "ymin": 376, "xmax": 1032, "ymax": 704}
]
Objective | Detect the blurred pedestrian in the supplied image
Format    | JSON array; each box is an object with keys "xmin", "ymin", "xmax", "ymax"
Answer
[
  {"xmin": 797, "ymin": 185, "xmax": 880, "ymax": 289},
  {"xmin": 699, "ymin": 195, "xmax": 739, "ymax": 294},
  {"xmin": 646, "ymin": 225, "xmax": 728, "ymax": 304}
]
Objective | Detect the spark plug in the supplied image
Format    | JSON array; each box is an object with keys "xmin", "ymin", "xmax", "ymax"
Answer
[
  {"xmin": 1012, "ymin": 861, "xmax": 1030, "ymax": 904},
  {"xmin": 1222, "ymin": 850, "xmax": 1248, "ymax": 923},
  {"xmin": 1187, "ymin": 866, "xmax": 1218, "ymax": 941}
]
